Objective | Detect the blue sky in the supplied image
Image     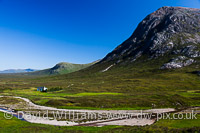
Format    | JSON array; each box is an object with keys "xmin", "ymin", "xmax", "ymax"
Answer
[{"xmin": 0, "ymin": 0, "xmax": 200, "ymax": 70}]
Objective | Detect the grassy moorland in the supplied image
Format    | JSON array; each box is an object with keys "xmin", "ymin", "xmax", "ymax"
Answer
[
  {"xmin": 0, "ymin": 56, "xmax": 200, "ymax": 110},
  {"xmin": 0, "ymin": 56, "xmax": 200, "ymax": 132}
]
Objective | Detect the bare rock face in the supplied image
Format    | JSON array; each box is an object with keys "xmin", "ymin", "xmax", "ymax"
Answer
[
  {"xmin": 99, "ymin": 6, "xmax": 200, "ymax": 69},
  {"xmin": 161, "ymin": 56, "xmax": 195, "ymax": 69}
]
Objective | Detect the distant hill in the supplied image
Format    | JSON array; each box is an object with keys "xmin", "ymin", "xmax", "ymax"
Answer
[
  {"xmin": 0, "ymin": 68, "xmax": 38, "ymax": 74},
  {"xmin": 27, "ymin": 61, "xmax": 99, "ymax": 76}
]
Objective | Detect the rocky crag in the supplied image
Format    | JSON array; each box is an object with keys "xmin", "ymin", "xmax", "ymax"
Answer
[{"xmin": 100, "ymin": 7, "xmax": 200, "ymax": 69}]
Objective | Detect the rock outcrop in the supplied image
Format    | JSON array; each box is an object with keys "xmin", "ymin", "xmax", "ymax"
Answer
[{"xmin": 161, "ymin": 56, "xmax": 195, "ymax": 69}]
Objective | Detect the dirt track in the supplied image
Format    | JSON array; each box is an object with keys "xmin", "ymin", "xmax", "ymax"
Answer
[{"xmin": 0, "ymin": 96, "xmax": 176, "ymax": 126}]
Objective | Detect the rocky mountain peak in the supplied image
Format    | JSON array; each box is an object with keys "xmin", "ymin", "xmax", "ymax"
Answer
[{"xmin": 100, "ymin": 6, "xmax": 200, "ymax": 69}]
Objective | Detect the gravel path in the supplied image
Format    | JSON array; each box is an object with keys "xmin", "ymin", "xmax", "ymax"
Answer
[{"xmin": 0, "ymin": 96, "xmax": 176, "ymax": 126}]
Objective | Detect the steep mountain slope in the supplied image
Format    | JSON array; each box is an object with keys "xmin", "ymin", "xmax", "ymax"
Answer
[
  {"xmin": 98, "ymin": 6, "xmax": 200, "ymax": 70},
  {"xmin": 28, "ymin": 61, "xmax": 98, "ymax": 75},
  {"xmin": 0, "ymin": 69, "xmax": 37, "ymax": 73}
]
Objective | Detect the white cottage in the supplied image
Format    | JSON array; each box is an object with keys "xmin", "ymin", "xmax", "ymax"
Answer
[{"xmin": 37, "ymin": 87, "xmax": 48, "ymax": 92}]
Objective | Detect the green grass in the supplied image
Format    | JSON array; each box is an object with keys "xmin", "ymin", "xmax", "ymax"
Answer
[
  {"xmin": 154, "ymin": 115, "xmax": 200, "ymax": 129},
  {"xmin": 73, "ymin": 92, "xmax": 122, "ymax": 96}
]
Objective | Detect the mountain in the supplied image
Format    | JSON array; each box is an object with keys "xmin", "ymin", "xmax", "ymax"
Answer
[
  {"xmin": 0, "ymin": 68, "xmax": 38, "ymax": 73},
  {"xmin": 44, "ymin": 6, "xmax": 200, "ymax": 110},
  {"xmin": 98, "ymin": 6, "xmax": 200, "ymax": 70},
  {"xmin": 27, "ymin": 61, "xmax": 98, "ymax": 75}
]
